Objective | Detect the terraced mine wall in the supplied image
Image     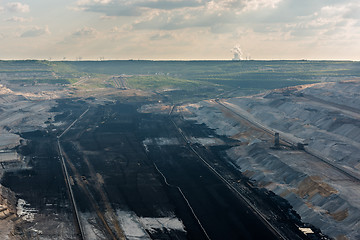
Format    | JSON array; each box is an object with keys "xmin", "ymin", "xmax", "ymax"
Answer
[
  {"xmin": 0, "ymin": 184, "xmax": 16, "ymax": 218},
  {"xmin": 184, "ymin": 81, "xmax": 360, "ymax": 240}
]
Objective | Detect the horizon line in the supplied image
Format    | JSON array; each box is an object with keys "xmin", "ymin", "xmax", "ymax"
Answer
[{"xmin": 1, "ymin": 59, "xmax": 359, "ymax": 62}]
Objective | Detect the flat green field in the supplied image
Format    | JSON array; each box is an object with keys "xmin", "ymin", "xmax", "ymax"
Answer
[{"xmin": 1, "ymin": 60, "xmax": 359, "ymax": 102}]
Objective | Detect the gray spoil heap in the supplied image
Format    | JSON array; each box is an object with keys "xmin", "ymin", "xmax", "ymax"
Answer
[
  {"xmin": 0, "ymin": 184, "xmax": 17, "ymax": 219},
  {"xmin": 184, "ymin": 80, "xmax": 360, "ymax": 240}
]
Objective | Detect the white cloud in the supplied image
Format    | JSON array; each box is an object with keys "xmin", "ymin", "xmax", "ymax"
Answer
[
  {"xmin": 243, "ymin": 0, "xmax": 282, "ymax": 11},
  {"xmin": 72, "ymin": 27, "xmax": 98, "ymax": 38},
  {"xmin": 21, "ymin": 26, "xmax": 50, "ymax": 38},
  {"xmin": 109, "ymin": 25, "xmax": 132, "ymax": 33},
  {"xmin": 100, "ymin": 15, "xmax": 118, "ymax": 20},
  {"xmin": 321, "ymin": 2, "xmax": 360, "ymax": 20},
  {"xmin": 110, "ymin": 26, "xmax": 122, "ymax": 33},
  {"xmin": 73, "ymin": 0, "xmax": 287, "ymax": 33},
  {"xmin": 6, "ymin": 2, "xmax": 30, "ymax": 13},
  {"xmin": 284, "ymin": 2, "xmax": 360, "ymax": 38},
  {"xmin": 93, "ymin": 0, "xmax": 113, "ymax": 4},
  {"xmin": 59, "ymin": 27, "xmax": 99, "ymax": 45},
  {"xmin": 78, "ymin": 0, "xmax": 113, "ymax": 4},
  {"xmin": 6, "ymin": 16, "xmax": 33, "ymax": 22},
  {"xmin": 75, "ymin": 0, "xmax": 210, "ymax": 16},
  {"xmin": 2, "ymin": 0, "xmax": 360, "ymax": 60},
  {"xmin": 149, "ymin": 32, "xmax": 173, "ymax": 40},
  {"xmin": 75, "ymin": 0, "xmax": 284, "ymax": 17}
]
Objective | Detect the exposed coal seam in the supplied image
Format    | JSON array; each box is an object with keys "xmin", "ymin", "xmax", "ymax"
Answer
[{"xmin": 152, "ymin": 162, "xmax": 211, "ymax": 240}]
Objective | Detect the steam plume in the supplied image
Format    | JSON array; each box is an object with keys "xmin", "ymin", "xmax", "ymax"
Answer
[{"xmin": 231, "ymin": 45, "xmax": 243, "ymax": 61}]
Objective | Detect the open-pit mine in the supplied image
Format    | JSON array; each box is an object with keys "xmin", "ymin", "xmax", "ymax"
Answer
[{"xmin": 1, "ymin": 60, "xmax": 359, "ymax": 240}]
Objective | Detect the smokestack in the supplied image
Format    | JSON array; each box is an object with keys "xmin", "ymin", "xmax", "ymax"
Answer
[{"xmin": 274, "ymin": 132, "xmax": 280, "ymax": 148}]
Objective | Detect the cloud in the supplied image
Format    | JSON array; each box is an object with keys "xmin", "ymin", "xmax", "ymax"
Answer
[
  {"xmin": 75, "ymin": 0, "xmax": 140, "ymax": 16},
  {"xmin": 243, "ymin": 0, "xmax": 282, "ymax": 11},
  {"xmin": 76, "ymin": 0, "xmax": 286, "ymax": 32},
  {"xmin": 71, "ymin": 0, "xmax": 360, "ymax": 59},
  {"xmin": 75, "ymin": 0, "xmax": 213, "ymax": 17},
  {"xmin": 322, "ymin": 2, "xmax": 360, "ymax": 20},
  {"xmin": 140, "ymin": 0, "xmax": 205, "ymax": 10},
  {"xmin": 149, "ymin": 32, "xmax": 173, "ymax": 40},
  {"xmin": 69, "ymin": 0, "xmax": 288, "ymax": 38},
  {"xmin": 93, "ymin": 0, "xmax": 113, "ymax": 3},
  {"xmin": 77, "ymin": 0, "xmax": 113, "ymax": 4},
  {"xmin": 110, "ymin": 26, "xmax": 122, "ymax": 33},
  {"xmin": 254, "ymin": 2, "xmax": 357, "ymax": 55},
  {"xmin": 83, "ymin": 3, "xmax": 141, "ymax": 16},
  {"xmin": 6, "ymin": 2, "xmax": 30, "ymax": 13},
  {"xmin": 77, "ymin": 0, "xmax": 207, "ymax": 12},
  {"xmin": 343, "ymin": 6, "xmax": 360, "ymax": 19},
  {"xmin": 284, "ymin": 2, "xmax": 360, "ymax": 38},
  {"xmin": 59, "ymin": 27, "xmax": 99, "ymax": 45},
  {"xmin": 130, "ymin": 3, "xmax": 238, "ymax": 31},
  {"xmin": 71, "ymin": 27, "xmax": 98, "ymax": 38},
  {"xmin": 100, "ymin": 15, "xmax": 118, "ymax": 20},
  {"xmin": 75, "ymin": 0, "xmax": 281, "ymax": 17},
  {"xmin": 21, "ymin": 26, "xmax": 50, "ymax": 38},
  {"xmin": 6, "ymin": 16, "xmax": 33, "ymax": 22}
]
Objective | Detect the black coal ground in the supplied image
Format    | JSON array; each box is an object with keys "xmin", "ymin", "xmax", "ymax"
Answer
[
  {"xmin": 1, "ymin": 99, "xmax": 325, "ymax": 239},
  {"xmin": 2, "ymin": 130, "xmax": 78, "ymax": 239}
]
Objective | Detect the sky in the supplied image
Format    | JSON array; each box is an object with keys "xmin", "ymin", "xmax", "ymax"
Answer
[{"xmin": 0, "ymin": 0, "xmax": 360, "ymax": 60}]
